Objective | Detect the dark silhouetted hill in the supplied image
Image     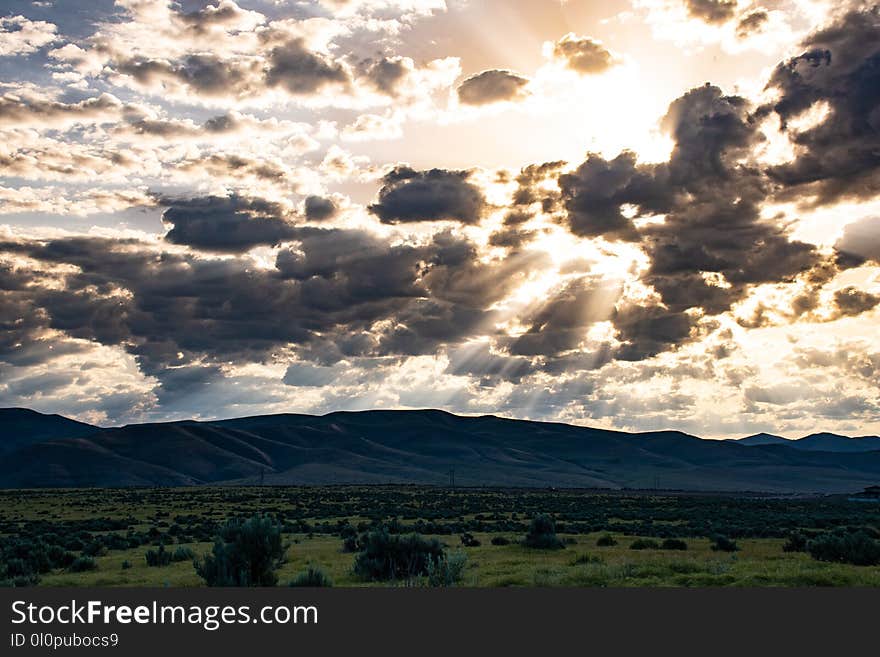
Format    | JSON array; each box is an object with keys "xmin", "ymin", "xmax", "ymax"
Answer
[
  {"xmin": 734, "ymin": 431, "xmax": 880, "ymax": 453},
  {"xmin": 1, "ymin": 408, "xmax": 880, "ymax": 492},
  {"xmin": 0, "ymin": 408, "xmax": 97, "ymax": 453}
]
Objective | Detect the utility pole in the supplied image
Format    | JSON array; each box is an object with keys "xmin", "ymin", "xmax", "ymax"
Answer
[{"xmin": 448, "ymin": 467, "xmax": 455, "ymax": 488}]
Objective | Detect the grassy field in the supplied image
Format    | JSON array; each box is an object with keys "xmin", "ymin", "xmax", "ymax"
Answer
[{"xmin": 3, "ymin": 486, "xmax": 880, "ymax": 587}]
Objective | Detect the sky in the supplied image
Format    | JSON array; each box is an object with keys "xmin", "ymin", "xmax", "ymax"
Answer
[{"xmin": 0, "ymin": 0, "xmax": 879, "ymax": 438}]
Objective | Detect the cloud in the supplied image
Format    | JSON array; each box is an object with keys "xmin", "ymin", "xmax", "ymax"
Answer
[
  {"xmin": 0, "ymin": 91, "xmax": 125, "ymax": 129},
  {"xmin": 282, "ymin": 361, "xmax": 337, "ymax": 387},
  {"xmin": 735, "ymin": 9, "xmax": 769, "ymax": 38},
  {"xmin": 832, "ymin": 286, "xmax": 880, "ymax": 318},
  {"xmin": 161, "ymin": 194, "xmax": 298, "ymax": 252},
  {"xmin": 341, "ymin": 112, "xmax": 403, "ymax": 141},
  {"xmin": 0, "ymin": 221, "xmax": 549, "ymax": 398},
  {"xmin": 114, "ymin": 53, "xmax": 265, "ymax": 100},
  {"xmin": 445, "ymin": 341, "xmax": 535, "ymax": 383},
  {"xmin": 359, "ymin": 56, "xmax": 410, "ymax": 96},
  {"xmin": 178, "ymin": 0, "xmax": 265, "ymax": 34},
  {"xmin": 368, "ymin": 167, "xmax": 486, "ymax": 224},
  {"xmin": 456, "ymin": 69, "xmax": 530, "ymax": 105},
  {"xmin": 0, "ymin": 185, "xmax": 152, "ymax": 217},
  {"xmin": 303, "ymin": 195, "xmax": 338, "ymax": 221},
  {"xmin": 1, "ymin": 0, "xmax": 879, "ymax": 432},
  {"xmin": 558, "ymin": 151, "xmax": 654, "ymax": 241},
  {"xmin": 835, "ymin": 216, "xmax": 880, "ymax": 264},
  {"xmin": 684, "ymin": 0, "xmax": 737, "ymax": 25},
  {"xmin": 759, "ymin": 6, "xmax": 880, "ymax": 204},
  {"xmin": 556, "ymin": 83, "xmax": 824, "ymax": 357},
  {"xmin": 549, "ymin": 33, "xmax": 619, "ymax": 74},
  {"xmin": 0, "ymin": 16, "xmax": 57, "ymax": 57},
  {"xmin": 265, "ymin": 38, "xmax": 350, "ymax": 94},
  {"xmin": 505, "ymin": 277, "xmax": 621, "ymax": 357}
]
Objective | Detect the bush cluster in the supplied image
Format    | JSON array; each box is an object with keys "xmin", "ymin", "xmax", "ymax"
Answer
[
  {"xmin": 596, "ymin": 534, "xmax": 617, "ymax": 547},
  {"xmin": 288, "ymin": 566, "xmax": 333, "ymax": 587},
  {"xmin": 426, "ymin": 551, "xmax": 468, "ymax": 587},
  {"xmin": 352, "ymin": 530, "xmax": 444, "ymax": 581},
  {"xmin": 523, "ymin": 515, "xmax": 564, "ymax": 550},
  {"xmin": 710, "ymin": 535, "xmax": 739, "ymax": 552},
  {"xmin": 807, "ymin": 530, "xmax": 880, "ymax": 566},
  {"xmin": 195, "ymin": 516, "xmax": 286, "ymax": 586}
]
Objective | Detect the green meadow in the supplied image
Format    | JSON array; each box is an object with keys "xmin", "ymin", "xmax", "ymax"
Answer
[{"xmin": 3, "ymin": 486, "xmax": 880, "ymax": 587}]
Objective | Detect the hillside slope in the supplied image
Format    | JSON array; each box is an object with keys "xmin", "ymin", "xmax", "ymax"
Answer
[
  {"xmin": 1, "ymin": 409, "xmax": 879, "ymax": 493},
  {"xmin": 0, "ymin": 408, "xmax": 97, "ymax": 453}
]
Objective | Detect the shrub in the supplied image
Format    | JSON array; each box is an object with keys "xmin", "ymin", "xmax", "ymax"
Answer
[
  {"xmin": 491, "ymin": 536, "xmax": 510, "ymax": 546},
  {"xmin": 710, "ymin": 535, "xmax": 739, "ymax": 552},
  {"xmin": 807, "ymin": 531, "xmax": 880, "ymax": 566},
  {"xmin": 195, "ymin": 515, "xmax": 286, "ymax": 587},
  {"xmin": 596, "ymin": 534, "xmax": 617, "ymax": 547},
  {"xmin": 352, "ymin": 530, "xmax": 443, "ymax": 581},
  {"xmin": 782, "ymin": 533, "xmax": 808, "ymax": 553},
  {"xmin": 47, "ymin": 546, "xmax": 76, "ymax": 569},
  {"xmin": 0, "ymin": 566, "xmax": 40, "ymax": 587},
  {"xmin": 288, "ymin": 566, "xmax": 333, "ymax": 587},
  {"xmin": 523, "ymin": 514, "xmax": 564, "ymax": 550},
  {"xmin": 661, "ymin": 538, "xmax": 688, "ymax": 551},
  {"xmin": 82, "ymin": 540, "xmax": 106, "ymax": 557},
  {"xmin": 340, "ymin": 525, "xmax": 359, "ymax": 553},
  {"xmin": 460, "ymin": 532, "xmax": 481, "ymax": 547},
  {"xmin": 630, "ymin": 538, "xmax": 660, "ymax": 550},
  {"xmin": 68, "ymin": 556, "xmax": 97, "ymax": 573},
  {"xmin": 121, "ymin": 560, "xmax": 132, "ymax": 570},
  {"xmin": 570, "ymin": 553, "xmax": 603, "ymax": 565},
  {"xmin": 145, "ymin": 544, "xmax": 172, "ymax": 567},
  {"xmin": 426, "ymin": 551, "xmax": 468, "ymax": 587},
  {"xmin": 171, "ymin": 546, "xmax": 195, "ymax": 562}
]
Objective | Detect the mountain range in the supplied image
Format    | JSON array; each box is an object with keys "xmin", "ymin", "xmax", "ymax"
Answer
[
  {"xmin": 734, "ymin": 432, "xmax": 880, "ymax": 452},
  {"xmin": 1, "ymin": 407, "xmax": 879, "ymax": 493}
]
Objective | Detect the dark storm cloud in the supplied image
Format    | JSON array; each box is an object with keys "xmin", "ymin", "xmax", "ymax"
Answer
[
  {"xmin": 265, "ymin": 38, "xmax": 350, "ymax": 94},
  {"xmin": 456, "ymin": 69, "xmax": 530, "ymax": 105},
  {"xmin": 684, "ymin": 0, "xmax": 737, "ymax": 24},
  {"xmin": 368, "ymin": 167, "xmax": 487, "ymax": 224},
  {"xmin": 303, "ymin": 195, "xmax": 338, "ymax": 221},
  {"xmin": 0, "ymin": 224, "xmax": 543, "ymax": 390},
  {"xmin": 275, "ymin": 227, "xmax": 425, "ymax": 304},
  {"xmin": 661, "ymin": 84, "xmax": 758, "ymax": 180},
  {"xmin": 558, "ymin": 151, "xmax": 663, "ymax": 240},
  {"xmin": 161, "ymin": 195, "xmax": 298, "ymax": 252},
  {"xmin": 759, "ymin": 6, "xmax": 880, "ymax": 204},
  {"xmin": 554, "ymin": 83, "xmax": 824, "ymax": 359},
  {"xmin": 612, "ymin": 303, "xmax": 696, "ymax": 361},
  {"xmin": 551, "ymin": 34, "xmax": 617, "ymax": 74}
]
